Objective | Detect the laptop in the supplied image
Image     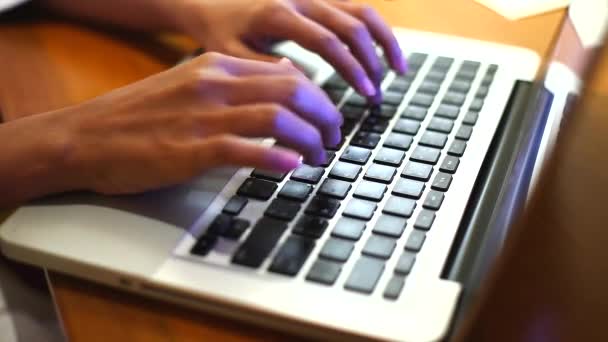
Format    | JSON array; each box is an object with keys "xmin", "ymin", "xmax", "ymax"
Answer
[{"xmin": 0, "ymin": 14, "xmax": 600, "ymax": 341}]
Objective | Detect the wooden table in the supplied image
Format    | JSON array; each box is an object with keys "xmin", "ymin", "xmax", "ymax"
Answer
[{"xmin": 0, "ymin": 0, "xmax": 586, "ymax": 340}]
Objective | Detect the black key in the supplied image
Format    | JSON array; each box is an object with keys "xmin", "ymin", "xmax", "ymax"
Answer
[
  {"xmin": 278, "ymin": 181, "xmax": 312, "ymax": 202},
  {"xmin": 206, "ymin": 214, "xmax": 233, "ymax": 236},
  {"xmin": 325, "ymin": 89, "xmax": 346, "ymax": 103},
  {"xmin": 395, "ymin": 252, "xmax": 416, "ymax": 275},
  {"xmin": 410, "ymin": 146, "xmax": 441, "ymax": 165},
  {"xmin": 305, "ymin": 196, "xmax": 340, "ymax": 218},
  {"xmin": 341, "ymin": 119, "xmax": 357, "ymax": 137},
  {"xmin": 319, "ymin": 238, "xmax": 355, "ymax": 262},
  {"xmin": 369, "ymin": 104, "xmax": 398, "ymax": 119},
  {"xmin": 364, "ymin": 164, "xmax": 397, "ymax": 184},
  {"xmin": 435, "ymin": 104, "xmax": 460, "ymax": 119},
  {"xmin": 449, "ymin": 80, "xmax": 471, "ymax": 93},
  {"xmin": 269, "ymin": 235, "xmax": 316, "ymax": 276},
  {"xmin": 232, "ymin": 218, "xmax": 288, "ymax": 268},
  {"xmin": 470, "ymin": 98, "xmax": 484, "ymax": 112},
  {"xmin": 329, "ymin": 161, "xmax": 362, "ymax": 182},
  {"xmin": 481, "ymin": 74, "xmax": 494, "ymax": 86},
  {"xmin": 265, "ymin": 199, "xmax": 301, "ymax": 221},
  {"xmin": 324, "ymin": 74, "xmax": 349, "ymax": 89},
  {"xmin": 325, "ymin": 136, "xmax": 346, "ymax": 151},
  {"xmin": 402, "ymin": 106, "xmax": 428, "ymax": 121},
  {"xmin": 222, "ymin": 219, "xmax": 250, "ymax": 240},
  {"xmin": 340, "ymin": 146, "xmax": 372, "ymax": 165},
  {"xmin": 306, "ymin": 259, "xmax": 342, "ymax": 285},
  {"xmin": 414, "ymin": 210, "xmax": 436, "ymax": 230},
  {"xmin": 426, "ymin": 69, "xmax": 446, "ymax": 82},
  {"xmin": 475, "ymin": 86, "xmax": 489, "ymax": 99},
  {"xmin": 383, "ymin": 133, "xmax": 413, "ymax": 151},
  {"xmin": 223, "ymin": 196, "xmax": 248, "ymax": 215},
  {"xmin": 404, "ymin": 230, "xmax": 426, "ymax": 251},
  {"xmin": 191, "ymin": 234, "xmax": 218, "ymax": 256},
  {"xmin": 354, "ymin": 181, "xmax": 387, "ymax": 202},
  {"xmin": 383, "ymin": 276, "xmax": 405, "ymax": 300},
  {"xmin": 346, "ymin": 93, "xmax": 368, "ymax": 107},
  {"xmin": 342, "ymin": 199, "xmax": 377, "ymax": 221},
  {"xmin": 383, "ymin": 196, "xmax": 416, "ymax": 217},
  {"xmin": 410, "ymin": 93, "xmax": 435, "ymax": 108},
  {"xmin": 373, "ymin": 215, "xmax": 407, "ymax": 238},
  {"xmin": 455, "ymin": 68, "xmax": 477, "ymax": 81},
  {"xmin": 251, "ymin": 169, "xmax": 286, "ymax": 182},
  {"xmin": 351, "ymin": 131, "xmax": 382, "ymax": 149},
  {"xmin": 360, "ymin": 117, "xmax": 390, "ymax": 134},
  {"xmin": 237, "ymin": 178, "xmax": 278, "ymax": 200},
  {"xmin": 442, "ymin": 92, "xmax": 466, "ymax": 106},
  {"xmin": 341, "ymin": 104, "xmax": 367, "ymax": 121},
  {"xmin": 374, "ymin": 148, "xmax": 406, "ymax": 166},
  {"xmin": 291, "ymin": 165, "xmax": 325, "ymax": 184},
  {"xmin": 408, "ymin": 52, "xmax": 428, "ymax": 67},
  {"xmin": 332, "ymin": 217, "xmax": 366, "ymax": 240},
  {"xmin": 393, "ymin": 178, "xmax": 425, "ymax": 199},
  {"xmin": 293, "ymin": 215, "xmax": 329, "ymax": 238},
  {"xmin": 487, "ymin": 64, "xmax": 498, "ymax": 74},
  {"xmin": 383, "ymin": 91, "xmax": 405, "ymax": 106},
  {"xmin": 388, "ymin": 78, "xmax": 411, "ymax": 92},
  {"xmin": 318, "ymin": 179, "xmax": 352, "ymax": 199},
  {"xmin": 456, "ymin": 125, "xmax": 473, "ymax": 140},
  {"xmin": 461, "ymin": 60, "xmax": 481, "ymax": 71},
  {"xmin": 427, "ymin": 117, "xmax": 454, "ymax": 133},
  {"xmin": 417, "ymin": 80, "xmax": 441, "ymax": 95},
  {"xmin": 402, "ymin": 161, "xmax": 434, "ymax": 181},
  {"xmin": 423, "ymin": 190, "xmax": 445, "ymax": 210},
  {"xmin": 462, "ymin": 111, "xmax": 479, "ymax": 125},
  {"xmin": 321, "ymin": 151, "xmax": 336, "ymax": 167},
  {"xmin": 393, "ymin": 119, "xmax": 421, "ymax": 135},
  {"xmin": 433, "ymin": 56, "xmax": 454, "ymax": 70},
  {"xmin": 362, "ymin": 235, "xmax": 396, "ymax": 259},
  {"xmin": 419, "ymin": 131, "xmax": 448, "ymax": 149},
  {"xmin": 448, "ymin": 140, "xmax": 467, "ymax": 156},
  {"xmin": 440, "ymin": 156, "xmax": 460, "ymax": 174},
  {"xmin": 432, "ymin": 172, "xmax": 453, "ymax": 191}
]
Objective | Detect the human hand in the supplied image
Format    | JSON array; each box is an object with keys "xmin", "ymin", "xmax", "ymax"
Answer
[
  {"xmin": 62, "ymin": 53, "xmax": 342, "ymax": 194},
  {"xmin": 169, "ymin": 0, "xmax": 407, "ymax": 98}
]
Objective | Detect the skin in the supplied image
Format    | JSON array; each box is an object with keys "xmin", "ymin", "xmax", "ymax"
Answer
[{"xmin": 0, "ymin": 0, "xmax": 406, "ymax": 207}]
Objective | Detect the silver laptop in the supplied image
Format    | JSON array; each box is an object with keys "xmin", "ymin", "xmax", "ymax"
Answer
[{"xmin": 0, "ymin": 22, "xmax": 585, "ymax": 341}]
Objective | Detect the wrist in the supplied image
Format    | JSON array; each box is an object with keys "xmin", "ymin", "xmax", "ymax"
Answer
[{"xmin": 0, "ymin": 109, "xmax": 83, "ymax": 206}]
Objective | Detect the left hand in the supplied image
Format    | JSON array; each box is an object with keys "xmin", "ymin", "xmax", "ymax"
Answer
[{"xmin": 169, "ymin": 0, "xmax": 407, "ymax": 97}]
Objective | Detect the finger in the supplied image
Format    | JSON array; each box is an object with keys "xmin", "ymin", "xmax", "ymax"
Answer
[
  {"xmin": 202, "ymin": 51, "xmax": 301, "ymax": 77},
  {"xmin": 225, "ymin": 75, "xmax": 343, "ymax": 147},
  {"xmin": 261, "ymin": 7, "xmax": 376, "ymax": 97},
  {"xmin": 331, "ymin": 2, "xmax": 407, "ymax": 74},
  {"xmin": 198, "ymin": 135, "xmax": 302, "ymax": 172},
  {"xmin": 303, "ymin": 0, "xmax": 384, "ymax": 86},
  {"xmin": 202, "ymin": 104, "xmax": 327, "ymax": 165},
  {"xmin": 223, "ymin": 41, "xmax": 282, "ymax": 63}
]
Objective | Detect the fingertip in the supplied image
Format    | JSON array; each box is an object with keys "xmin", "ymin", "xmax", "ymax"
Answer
[
  {"xmin": 395, "ymin": 56, "xmax": 408, "ymax": 75},
  {"xmin": 267, "ymin": 148, "xmax": 302, "ymax": 172},
  {"xmin": 360, "ymin": 77, "xmax": 377, "ymax": 97}
]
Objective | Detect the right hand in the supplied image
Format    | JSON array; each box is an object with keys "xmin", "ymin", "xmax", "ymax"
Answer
[{"xmin": 62, "ymin": 52, "xmax": 342, "ymax": 195}]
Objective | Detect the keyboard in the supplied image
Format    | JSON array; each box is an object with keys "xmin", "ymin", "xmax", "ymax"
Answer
[{"xmin": 189, "ymin": 52, "xmax": 497, "ymax": 300}]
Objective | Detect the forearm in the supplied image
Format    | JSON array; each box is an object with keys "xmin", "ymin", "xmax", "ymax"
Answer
[
  {"xmin": 0, "ymin": 110, "xmax": 77, "ymax": 207},
  {"xmin": 41, "ymin": 0, "xmax": 183, "ymax": 33}
]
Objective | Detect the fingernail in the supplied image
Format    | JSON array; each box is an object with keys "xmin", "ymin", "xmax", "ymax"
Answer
[
  {"xmin": 397, "ymin": 57, "xmax": 408, "ymax": 75},
  {"xmin": 361, "ymin": 78, "xmax": 376, "ymax": 97},
  {"xmin": 269, "ymin": 149, "xmax": 301, "ymax": 172},
  {"xmin": 279, "ymin": 57, "xmax": 293, "ymax": 65}
]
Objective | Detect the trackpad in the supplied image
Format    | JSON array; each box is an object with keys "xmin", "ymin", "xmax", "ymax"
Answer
[{"xmin": 30, "ymin": 167, "xmax": 238, "ymax": 231}]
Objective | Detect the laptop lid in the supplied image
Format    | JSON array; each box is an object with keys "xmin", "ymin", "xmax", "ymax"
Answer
[{"xmin": 454, "ymin": 17, "xmax": 608, "ymax": 342}]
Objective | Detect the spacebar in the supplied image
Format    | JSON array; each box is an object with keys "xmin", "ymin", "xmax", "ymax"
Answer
[{"xmin": 231, "ymin": 217, "xmax": 288, "ymax": 268}]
